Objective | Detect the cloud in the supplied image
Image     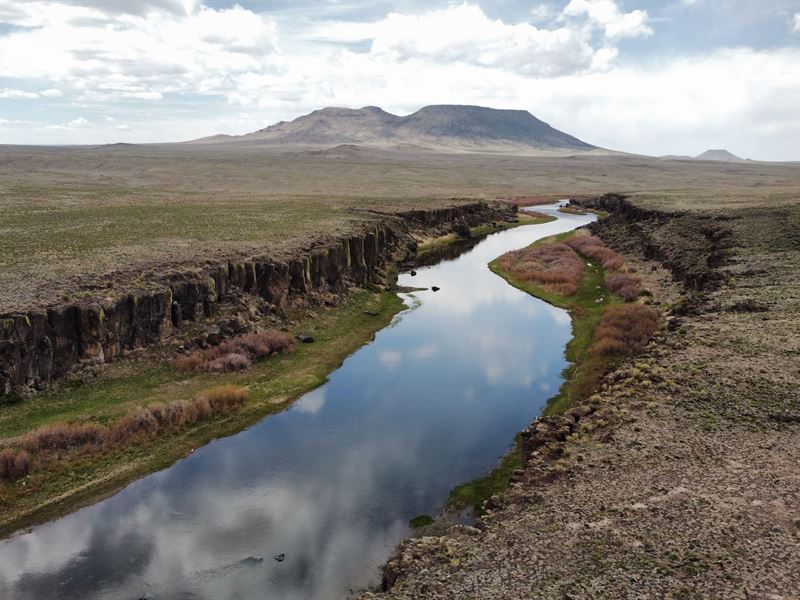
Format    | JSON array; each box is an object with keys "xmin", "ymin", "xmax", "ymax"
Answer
[
  {"xmin": 0, "ymin": 1, "xmax": 279, "ymax": 103},
  {"xmin": 377, "ymin": 349, "xmax": 403, "ymax": 368},
  {"xmin": 0, "ymin": 1, "xmax": 796, "ymax": 159},
  {"xmin": 369, "ymin": 3, "xmax": 601, "ymax": 77},
  {"xmin": 561, "ymin": 0, "xmax": 653, "ymax": 40},
  {"xmin": 793, "ymin": 12, "xmax": 800, "ymax": 32},
  {"xmin": 0, "ymin": 88, "xmax": 39, "ymax": 99},
  {"xmin": 67, "ymin": 117, "xmax": 88, "ymax": 127}
]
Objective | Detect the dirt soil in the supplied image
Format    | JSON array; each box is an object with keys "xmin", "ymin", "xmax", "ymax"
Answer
[{"xmin": 364, "ymin": 195, "xmax": 800, "ymax": 599}]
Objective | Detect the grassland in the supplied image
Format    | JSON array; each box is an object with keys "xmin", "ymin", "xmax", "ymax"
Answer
[
  {"xmin": 0, "ymin": 288, "xmax": 404, "ymax": 536},
  {"xmin": 2, "ymin": 143, "xmax": 799, "ymax": 312}
]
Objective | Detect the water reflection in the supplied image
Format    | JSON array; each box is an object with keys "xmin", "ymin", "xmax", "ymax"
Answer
[{"xmin": 0, "ymin": 205, "xmax": 594, "ymax": 599}]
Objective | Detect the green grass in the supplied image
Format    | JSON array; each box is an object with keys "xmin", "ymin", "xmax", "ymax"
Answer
[
  {"xmin": 0, "ymin": 288, "xmax": 405, "ymax": 536},
  {"xmin": 409, "ymin": 515, "xmax": 435, "ymax": 528}
]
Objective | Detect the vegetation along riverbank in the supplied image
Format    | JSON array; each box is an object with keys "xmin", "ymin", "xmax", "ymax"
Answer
[
  {"xmin": 366, "ymin": 191, "xmax": 800, "ymax": 599},
  {"xmin": 441, "ymin": 227, "xmax": 661, "ymax": 519}
]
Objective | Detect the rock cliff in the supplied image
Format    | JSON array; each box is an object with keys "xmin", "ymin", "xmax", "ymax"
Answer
[{"xmin": 0, "ymin": 201, "xmax": 515, "ymax": 395}]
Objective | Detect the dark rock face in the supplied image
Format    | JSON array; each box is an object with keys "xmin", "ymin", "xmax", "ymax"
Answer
[
  {"xmin": 577, "ymin": 194, "xmax": 732, "ymax": 292},
  {"xmin": 0, "ymin": 201, "xmax": 515, "ymax": 395}
]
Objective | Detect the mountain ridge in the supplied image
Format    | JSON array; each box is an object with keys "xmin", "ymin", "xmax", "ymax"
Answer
[{"xmin": 189, "ymin": 105, "xmax": 598, "ymax": 153}]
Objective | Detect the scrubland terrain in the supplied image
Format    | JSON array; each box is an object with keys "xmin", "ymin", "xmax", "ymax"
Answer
[
  {"xmin": 367, "ymin": 186, "xmax": 800, "ymax": 599},
  {"xmin": 2, "ymin": 143, "xmax": 798, "ymax": 312},
  {"xmin": 2, "ymin": 142, "xmax": 800, "ymax": 595}
]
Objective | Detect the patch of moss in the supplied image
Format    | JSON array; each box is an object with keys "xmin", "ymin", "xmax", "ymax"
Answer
[
  {"xmin": 447, "ymin": 436, "xmax": 523, "ymax": 516},
  {"xmin": 409, "ymin": 515, "xmax": 435, "ymax": 528}
]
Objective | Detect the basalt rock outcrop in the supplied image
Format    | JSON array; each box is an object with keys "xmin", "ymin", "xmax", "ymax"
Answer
[
  {"xmin": 0, "ymin": 201, "xmax": 515, "ymax": 395},
  {"xmin": 576, "ymin": 194, "xmax": 732, "ymax": 292}
]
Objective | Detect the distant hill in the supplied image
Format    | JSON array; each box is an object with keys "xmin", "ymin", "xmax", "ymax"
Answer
[
  {"xmin": 189, "ymin": 105, "xmax": 598, "ymax": 153},
  {"xmin": 694, "ymin": 149, "xmax": 743, "ymax": 162}
]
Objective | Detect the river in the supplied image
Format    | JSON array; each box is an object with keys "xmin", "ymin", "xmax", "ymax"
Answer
[{"xmin": 0, "ymin": 204, "xmax": 595, "ymax": 599}]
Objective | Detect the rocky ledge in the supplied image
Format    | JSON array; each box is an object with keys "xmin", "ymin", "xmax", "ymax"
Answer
[{"xmin": 0, "ymin": 201, "xmax": 515, "ymax": 396}]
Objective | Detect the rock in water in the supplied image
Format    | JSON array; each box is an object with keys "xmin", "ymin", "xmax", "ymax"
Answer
[
  {"xmin": 431, "ymin": 286, "xmax": 440, "ymax": 292},
  {"xmin": 273, "ymin": 553, "xmax": 285, "ymax": 562}
]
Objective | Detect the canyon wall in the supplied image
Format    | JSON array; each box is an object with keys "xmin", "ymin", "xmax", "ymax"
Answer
[{"xmin": 0, "ymin": 201, "xmax": 515, "ymax": 395}]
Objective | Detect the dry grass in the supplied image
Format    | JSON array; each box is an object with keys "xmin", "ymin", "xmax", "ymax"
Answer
[
  {"xmin": 566, "ymin": 235, "xmax": 625, "ymax": 271},
  {"xmin": 3, "ymin": 143, "xmax": 798, "ymax": 313},
  {"xmin": 2, "ymin": 385, "xmax": 248, "ymax": 478},
  {"xmin": 605, "ymin": 273, "xmax": 641, "ymax": 301},
  {"xmin": 0, "ymin": 448, "xmax": 30, "ymax": 481},
  {"xmin": 495, "ymin": 243, "xmax": 586, "ymax": 296},
  {"xmin": 589, "ymin": 304, "xmax": 661, "ymax": 359},
  {"xmin": 176, "ymin": 330, "xmax": 293, "ymax": 373}
]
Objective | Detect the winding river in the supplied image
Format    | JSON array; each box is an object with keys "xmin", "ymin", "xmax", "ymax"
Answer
[{"xmin": 0, "ymin": 204, "xmax": 594, "ymax": 600}]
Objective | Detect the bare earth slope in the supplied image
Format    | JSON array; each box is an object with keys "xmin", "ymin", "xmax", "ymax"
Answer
[{"xmin": 364, "ymin": 195, "xmax": 800, "ymax": 599}]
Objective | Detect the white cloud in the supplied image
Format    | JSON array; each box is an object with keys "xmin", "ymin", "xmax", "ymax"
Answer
[
  {"xmin": 67, "ymin": 117, "xmax": 88, "ymax": 127},
  {"xmin": 530, "ymin": 4, "xmax": 553, "ymax": 23},
  {"xmin": 561, "ymin": 0, "xmax": 653, "ymax": 40},
  {"xmin": 368, "ymin": 3, "xmax": 605, "ymax": 77},
  {"xmin": 0, "ymin": 88, "xmax": 39, "ymax": 99},
  {"xmin": 0, "ymin": 1, "xmax": 279, "ymax": 102},
  {"xmin": 377, "ymin": 349, "xmax": 403, "ymax": 368},
  {"xmin": 0, "ymin": 1, "xmax": 796, "ymax": 159},
  {"xmin": 793, "ymin": 12, "xmax": 800, "ymax": 32}
]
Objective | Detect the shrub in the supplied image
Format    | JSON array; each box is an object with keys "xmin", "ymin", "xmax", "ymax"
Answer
[
  {"xmin": 195, "ymin": 385, "xmax": 248, "ymax": 414},
  {"xmin": 0, "ymin": 448, "xmax": 16, "ymax": 480},
  {"xmin": 497, "ymin": 242, "xmax": 585, "ymax": 296},
  {"xmin": 589, "ymin": 304, "xmax": 660, "ymax": 360},
  {"xmin": 9, "ymin": 387, "xmax": 249, "ymax": 479},
  {"xmin": 207, "ymin": 352, "xmax": 252, "ymax": 373},
  {"xmin": 566, "ymin": 235, "xmax": 625, "ymax": 271},
  {"xmin": 23, "ymin": 421, "xmax": 104, "ymax": 452},
  {"xmin": 176, "ymin": 330, "xmax": 292, "ymax": 373},
  {"xmin": 176, "ymin": 352, "xmax": 205, "ymax": 373},
  {"xmin": 0, "ymin": 448, "xmax": 31, "ymax": 480},
  {"xmin": 605, "ymin": 273, "xmax": 641, "ymax": 301}
]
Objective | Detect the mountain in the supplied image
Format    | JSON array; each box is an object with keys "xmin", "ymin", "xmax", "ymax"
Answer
[
  {"xmin": 694, "ymin": 149, "xmax": 743, "ymax": 162},
  {"xmin": 190, "ymin": 105, "xmax": 597, "ymax": 153}
]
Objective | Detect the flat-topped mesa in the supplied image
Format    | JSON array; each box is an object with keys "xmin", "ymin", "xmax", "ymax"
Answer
[{"xmin": 0, "ymin": 201, "xmax": 516, "ymax": 396}]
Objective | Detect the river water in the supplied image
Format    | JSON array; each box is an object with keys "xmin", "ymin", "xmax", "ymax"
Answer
[{"xmin": 0, "ymin": 204, "xmax": 594, "ymax": 600}]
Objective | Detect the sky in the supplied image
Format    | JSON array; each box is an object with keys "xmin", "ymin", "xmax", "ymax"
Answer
[{"xmin": 0, "ymin": 0, "xmax": 799, "ymax": 160}]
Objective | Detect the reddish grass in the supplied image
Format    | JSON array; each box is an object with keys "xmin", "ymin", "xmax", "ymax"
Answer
[
  {"xmin": 497, "ymin": 242, "xmax": 585, "ymax": 296},
  {"xmin": 566, "ymin": 235, "xmax": 625, "ymax": 271},
  {"xmin": 0, "ymin": 448, "xmax": 31, "ymax": 480},
  {"xmin": 605, "ymin": 273, "xmax": 641, "ymax": 301},
  {"xmin": 4, "ymin": 385, "xmax": 250, "ymax": 481},
  {"xmin": 589, "ymin": 304, "xmax": 660, "ymax": 359},
  {"xmin": 23, "ymin": 421, "xmax": 104, "ymax": 452},
  {"xmin": 176, "ymin": 330, "xmax": 292, "ymax": 373}
]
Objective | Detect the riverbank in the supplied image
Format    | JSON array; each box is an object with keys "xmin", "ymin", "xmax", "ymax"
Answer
[
  {"xmin": 441, "ymin": 227, "xmax": 657, "ymax": 518},
  {"xmin": 366, "ymin": 193, "xmax": 800, "ymax": 598},
  {"xmin": 414, "ymin": 210, "xmax": 556, "ymax": 260},
  {"xmin": 0, "ymin": 200, "xmax": 522, "ymax": 536},
  {"xmin": 0, "ymin": 289, "xmax": 406, "ymax": 537}
]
